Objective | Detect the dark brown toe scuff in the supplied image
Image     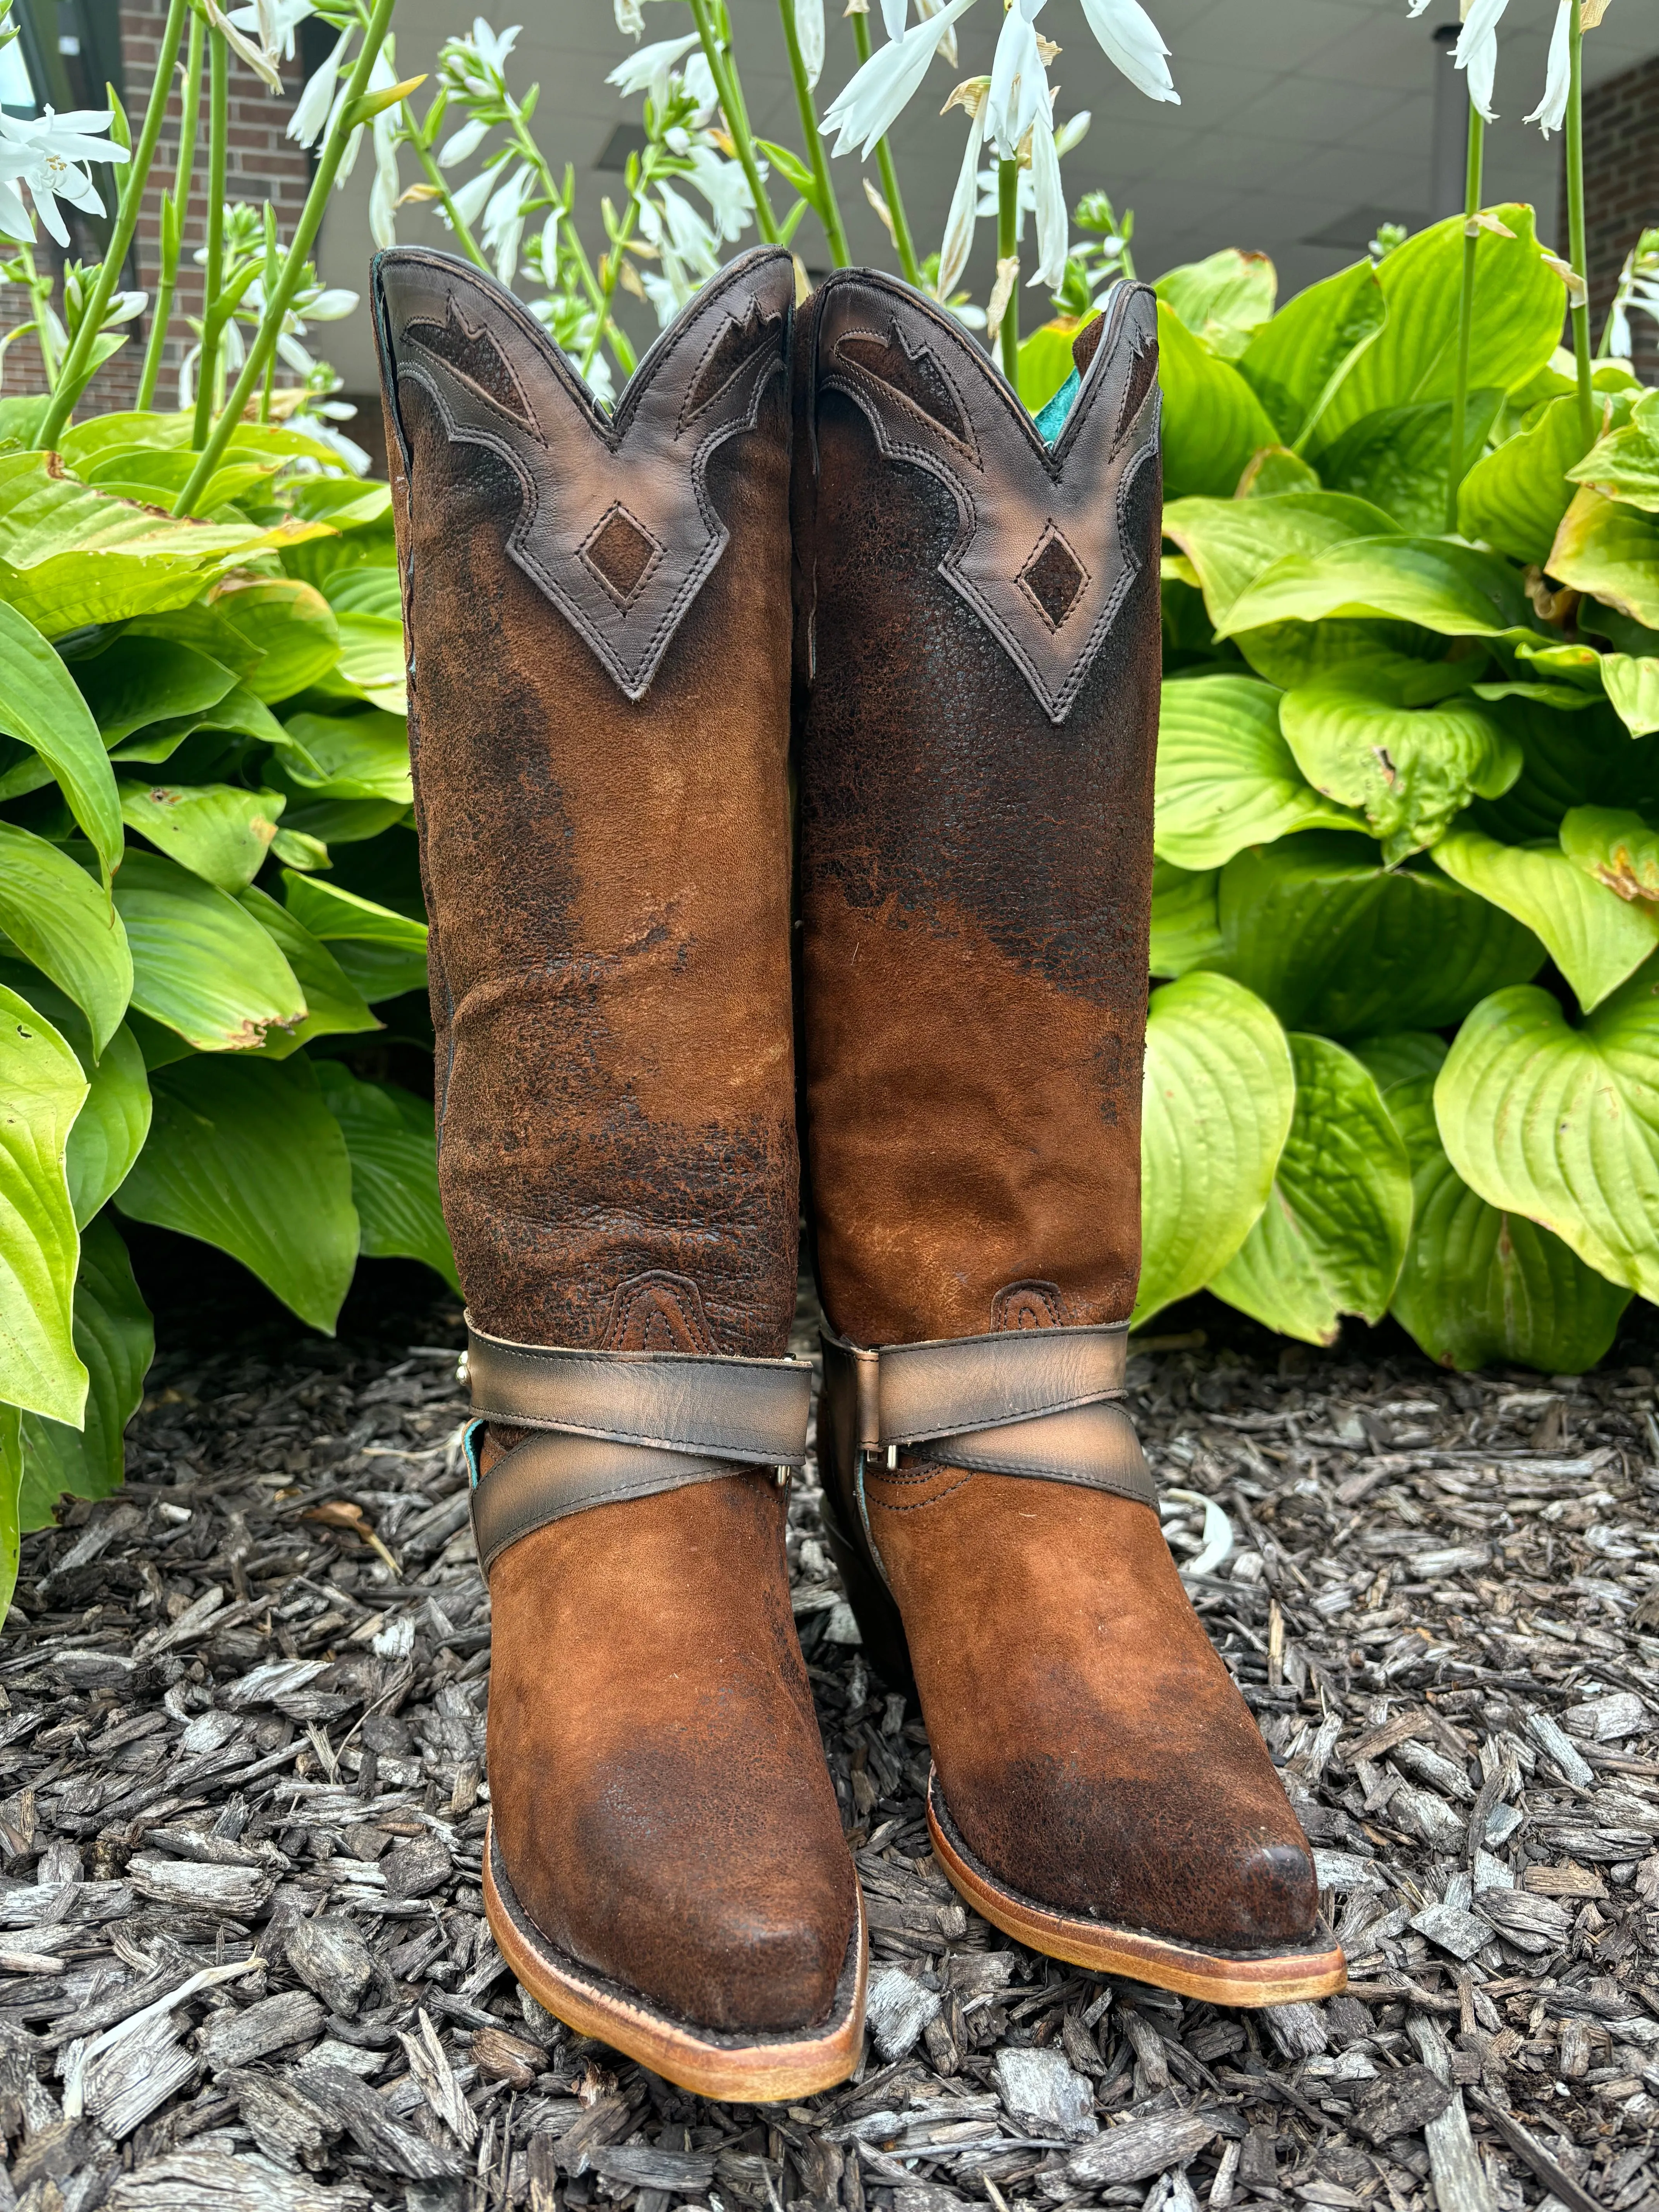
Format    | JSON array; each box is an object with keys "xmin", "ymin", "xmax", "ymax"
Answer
[
  {"xmin": 861, "ymin": 1465, "xmax": 1321, "ymax": 1956},
  {"xmin": 485, "ymin": 1472, "xmax": 859, "ymax": 2036}
]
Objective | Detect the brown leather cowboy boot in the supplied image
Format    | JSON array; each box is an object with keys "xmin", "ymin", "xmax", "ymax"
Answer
[
  {"xmin": 795, "ymin": 270, "xmax": 1344, "ymax": 2007},
  {"xmin": 373, "ymin": 245, "xmax": 864, "ymax": 2097}
]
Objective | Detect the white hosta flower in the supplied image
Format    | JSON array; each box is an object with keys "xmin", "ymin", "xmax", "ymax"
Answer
[
  {"xmin": 538, "ymin": 205, "xmax": 562, "ymax": 278},
  {"xmin": 986, "ymin": 0, "xmax": 1049, "ymax": 160},
  {"xmin": 682, "ymin": 142, "xmax": 754, "ymax": 242},
  {"xmin": 616, "ymin": 0, "xmax": 643, "ymax": 31},
  {"xmin": 656, "ymin": 180, "xmax": 720, "ymax": 276},
  {"xmin": 226, "ymin": 0, "xmax": 315, "ymax": 63},
  {"xmin": 482, "ymin": 160, "xmax": 532, "ymax": 283},
  {"xmin": 437, "ymin": 115, "xmax": 491, "ymax": 169},
  {"xmin": 369, "ymin": 65, "xmax": 401, "ymax": 251},
  {"xmin": 202, "ymin": 0, "xmax": 283, "ymax": 92},
  {"xmin": 1027, "ymin": 113, "xmax": 1066, "ymax": 288},
  {"xmin": 821, "ymin": 0, "xmax": 977, "ymax": 159},
  {"xmin": 1053, "ymin": 107, "xmax": 1090, "ymax": 155},
  {"xmin": 795, "ymin": 0, "xmax": 825, "ymax": 87},
  {"xmin": 445, "ymin": 19, "xmax": 521, "ymax": 98},
  {"xmin": 1454, "ymin": 0, "xmax": 1509, "ymax": 124},
  {"xmin": 1525, "ymin": 0, "xmax": 1569, "ymax": 136},
  {"xmin": 1077, "ymin": 0, "xmax": 1178, "ymax": 104},
  {"xmin": 288, "ymin": 27, "xmax": 349, "ymax": 149},
  {"xmin": 102, "ymin": 289, "xmax": 149, "ymax": 325},
  {"xmin": 682, "ymin": 51, "xmax": 718, "ymax": 118},
  {"xmin": 0, "ymin": 106, "xmax": 130, "ymax": 248},
  {"xmin": 915, "ymin": 0, "xmax": 960, "ymax": 69},
  {"xmin": 642, "ymin": 263, "xmax": 694, "ymax": 327},
  {"xmin": 606, "ymin": 31, "xmax": 700, "ymax": 106},
  {"xmin": 448, "ymin": 161, "xmax": 500, "ymax": 230},
  {"xmin": 935, "ymin": 82, "xmax": 987, "ymax": 301}
]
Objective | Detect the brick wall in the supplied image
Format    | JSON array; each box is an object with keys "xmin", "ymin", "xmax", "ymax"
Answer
[
  {"xmin": 0, "ymin": 0, "xmax": 307, "ymax": 412},
  {"xmin": 1580, "ymin": 53, "xmax": 1659, "ymax": 386}
]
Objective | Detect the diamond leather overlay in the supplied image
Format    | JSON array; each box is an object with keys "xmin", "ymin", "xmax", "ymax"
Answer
[
  {"xmin": 818, "ymin": 273, "xmax": 1160, "ymax": 724},
  {"xmin": 579, "ymin": 503, "xmax": 662, "ymax": 608},
  {"xmin": 376, "ymin": 247, "xmax": 792, "ymax": 701},
  {"xmin": 399, "ymin": 292, "xmax": 535, "ymax": 431},
  {"xmin": 1018, "ymin": 526, "xmax": 1088, "ymax": 630}
]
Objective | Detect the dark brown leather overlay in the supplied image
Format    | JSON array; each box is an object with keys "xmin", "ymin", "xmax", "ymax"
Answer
[
  {"xmin": 377, "ymin": 247, "xmax": 791, "ymax": 701},
  {"xmin": 814, "ymin": 275, "xmax": 1159, "ymax": 725}
]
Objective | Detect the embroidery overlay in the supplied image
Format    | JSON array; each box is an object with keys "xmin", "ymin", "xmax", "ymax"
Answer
[
  {"xmin": 819, "ymin": 279, "xmax": 1160, "ymax": 725},
  {"xmin": 376, "ymin": 249, "xmax": 792, "ymax": 702}
]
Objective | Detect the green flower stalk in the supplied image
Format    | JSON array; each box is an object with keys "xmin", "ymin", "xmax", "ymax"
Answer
[
  {"xmin": 191, "ymin": 25, "xmax": 231, "ymax": 447},
  {"xmin": 35, "ymin": 0, "xmax": 189, "ymax": 448},
  {"xmin": 1446, "ymin": 106, "xmax": 1484, "ymax": 534},
  {"xmin": 137, "ymin": 4, "xmax": 205, "ymax": 412},
  {"xmin": 1564, "ymin": 0, "xmax": 1594, "ymax": 444},
  {"xmin": 687, "ymin": 0, "xmax": 781, "ymax": 245},
  {"xmin": 848, "ymin": 7, "xmax": 920, "ymax": 288},
  {"xmin": 780, "ymin": 0, "xmax": 849, "ymax": 269},
  {"xmin": 997, "ymin": 155, "xmax": 1019, "ymax": 383},
  {"xmin": 172, "ymin": 0, "xmax": 399, "ymax": 519}
]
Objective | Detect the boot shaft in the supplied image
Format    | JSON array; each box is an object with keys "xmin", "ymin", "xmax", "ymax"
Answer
[
  {"xmin": 373, "ymin": 246, "xmax": 801, "ymax": 1359},
  {"xmin": 795, "ymin": 273, "xmax": 1164, "ymax": 1346}
]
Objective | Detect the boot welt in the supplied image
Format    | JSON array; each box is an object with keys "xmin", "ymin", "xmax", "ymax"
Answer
[
  {"xmin": 926, "ymin": 1772, "xmax": 1347, "ymax": 2009},
  {"xmin": 483, "ymin": 1816, "xmax": 869, "ymax": 2100}
]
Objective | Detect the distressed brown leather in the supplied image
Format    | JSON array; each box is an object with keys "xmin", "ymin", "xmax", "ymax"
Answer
[
  {"xmin": 374, "ymin": 244, "xmax": 856, "ymax": 2034},
  {"xmin": 797, "ymin": 278, "xmax": 1319, "ymax": 1954}
]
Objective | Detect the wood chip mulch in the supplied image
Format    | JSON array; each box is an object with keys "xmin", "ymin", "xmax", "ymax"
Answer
[{"xmin": 4, "ymin": 1285, "xmax": 1658, "ymax": 2212}]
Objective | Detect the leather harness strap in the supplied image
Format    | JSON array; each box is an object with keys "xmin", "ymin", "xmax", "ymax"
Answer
[
  {"xmin": 464, "ymin": 1317, "xmax": 813, "ymax": 1575},
  {"xmin": 819, "ymin": 1322, "xmax": 1157, "ymax": 1512}
]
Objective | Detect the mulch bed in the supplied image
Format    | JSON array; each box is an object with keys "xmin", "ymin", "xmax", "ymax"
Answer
[{"xmin": 3, "ymin": 1281, "xmax": 1658, "ymax": 2212}]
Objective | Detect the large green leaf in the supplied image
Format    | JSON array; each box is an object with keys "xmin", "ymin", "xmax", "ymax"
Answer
[
  {"xmin": 1156, "ymin": 302, "xmax": 1279, "ymax": 501},
  {"xmin": 1313, "ymin": 207, "xmax": 1566, "ymax": 450},
  {"xmin": 0, "ymin": 1405, "xmax": 19, "ymax": 1623},
  {"xmin": 237, "ymin": 886, "xmax": 380, "ymax": 1055},
  {"xmin": 1434, "ymin": 962, "xmax": 1659, "ymax": 1303},
  {"xmin": 0, "ymin": 983, "xmax": 87, "ymax": 1424},
  {"xmin": 112, "ymin": 678, "xmax": 289, "ymax": 766},
  {"xmin": 1231, "ymin": 617, "xmax": 1449, "ymax": 691},
  {"xmin": 115, "ymin": 1052, "xmax": 359, "ymax": 1332},
  {"xmin": 0, "ymin": 820, "xmax": 131, "ymax": 1054},
  {"xmin": 1236, "ymin": 258, "xmax": 1387, "ymax": 449},
  {"xmin": 19, "ymin": 1213, "xmax": 153, "ymax": 1529},
  {"xmin": 1134, "ymin": 971, "xmax": 1295, "ymax": 1325},
  {"xmin": 113, "ymin": 848, "xmax": 306, "ymax": 1051},
  {"xmin": 1604, "ymin": 657, "xmax": 1659, "ymax": 740},
  {"xmin": 70, "ymin": 634, "xmax": 239, "ymax": 744},
  {"xmin": 1154, "ymin": 674, "xmax": 1362, "ymax": 866},
  {"xmin": 1559, "ymin": 806, "xmax": 1659, "ymax": 905},
  {"xmin": 1154, "ymin": 249, "xmax": 1276, "ymax": 361},
  {"xmin": 1209, "ymin": 1032, "xmax": 1412, "ymax": 1344},
  {"xmin": 1470, "ymin": 694, "xmax": 1659, "ymax": 842},
  {"xmin": 1161, "ymin": 491, "xmax": 1400, "ymax": 629},
  {"xmin": 1433, "ymin": 828, "xmax": 1659, "ymax": 1014},
  {"xmin": 0, "ymin": 602, "xmax": 123, "ymax": 879},
  {"xmin": 1383, "ymin": 1071, "xmax": 1629, "ymax": 1375},
  {"xmin": 1218, "ymin": 535, "xmax": 1537, "ymax": 640},
  {"xmin": 118, "ymin": 780, "xmax": 285, "ymax": 893},
  {"xmin": 282, "ymin": 870, "xmax": 428, "ymax": 1001},
  {"xmin": 0, "ymin": 449, "xmax": 328, "ymax": 634},
  {"xmin": 314, "ymin": 1062, "xmax": 457, "ymax": 1289},
  {"xmin": 1346, "ymin": 1029, "xmax": 1449, "ymax": 1092},
  {"xmin": 1149, "ymin": 859, "xmax": 1222, "ymax": 978},
  {"xmin": 278, "ymin": 709, "xmax": 412, "ymax": 804},
  {"xmin": 1567, "ymin": 388, "xmax": 1659, "ymax": 514},
  {"xmin": 1280, "ymin": 679, "xmax": 1520, "ymax": 860},
  {"xmin": 1547, "ymin": 489, "xmax": 1659, "ymax": 630},
  {"xmin": 211, "ymin": 576, "xmax": 342, "ymax": 701},
  {"xmin": 1459, "ymin": 395, "xmax": 1590, "ymax": 566},
  {"xmin": 66, "ymin": 1021, "xmax": 150, "ymax": 1227},
  {"xmin": 1317, "ymin": 390, "xmax": 1503, "ymax": 536},
  {"xmin": 1200, "ymin": 831, "xmax": 1544, "ymax": 1035}
]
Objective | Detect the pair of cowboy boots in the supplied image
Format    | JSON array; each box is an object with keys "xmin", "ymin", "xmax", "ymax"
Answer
[{"xmin": 371, "ymin": 242, "xmax": 1344, "ymax": 2101}]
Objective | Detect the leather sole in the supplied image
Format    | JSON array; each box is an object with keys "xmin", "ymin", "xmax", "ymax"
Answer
[
  {"xmin": 927, "ymin": 1771, "xmax": 1348, "ymax": 2008},
  {"xmin": 483, "ymin": 1816, "xmax": 869, "ymax": 2100}
]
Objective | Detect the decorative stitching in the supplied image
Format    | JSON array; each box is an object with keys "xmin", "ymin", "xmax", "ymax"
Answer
[
  {"xmin": 577, "ymin": 502, "xmax": 665, "ymax": 609},
  {"xmin": 832, "ymin": 321, "xmax": 976, "ymax": 455}
]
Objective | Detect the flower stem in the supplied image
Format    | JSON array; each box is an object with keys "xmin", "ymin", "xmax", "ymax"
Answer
[
  {"xmin": 1564, "ymin": 0, "xmax": 1594, "ymax": 446},
  {"xmin": 173, "ymin": 0, "xmax": 398, "ymax": 518},
  {"xmin": 849, "ymin": 7, "xmax": 922, "ymax": 288},
  {"xmin": 407, "ymin": 113, "xmax": 490, "ymax": 272},
  {"xmin": 580, "ymin": 182, "xmax": 647, "ymax": 380},
  {"xmin": 191, "ymin": 26, "xmax": 230, "ymax": 448},
  {"xmin": 997, "ymin": 156, "xmax": 1019, "ymax": 383},
  {"xmin": 687, "ymin": 0, "xmax": 780, "ymax": 244},
  {"xmin": 35, "ymin": 0, "xmax": 189, "ymax": 448},
  {"xmin": 1445, "ymin": 102, "xmax": 1483, "ymax": 536},
  {"xmin": 19, "ymin": 247, "xmax": 58, "ymax": 384},
  {"xmin": 781, "ymin": 0, "xmax": 848, "ymax": 269},
  {"xmin": 137, "ymin": 2, "xmax": 204, "ymax": 412}
]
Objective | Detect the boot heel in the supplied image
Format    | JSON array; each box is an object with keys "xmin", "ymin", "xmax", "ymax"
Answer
[{"xmin": 821, "ymin": 1522, "xmax": 915, "ymax": 1699}]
